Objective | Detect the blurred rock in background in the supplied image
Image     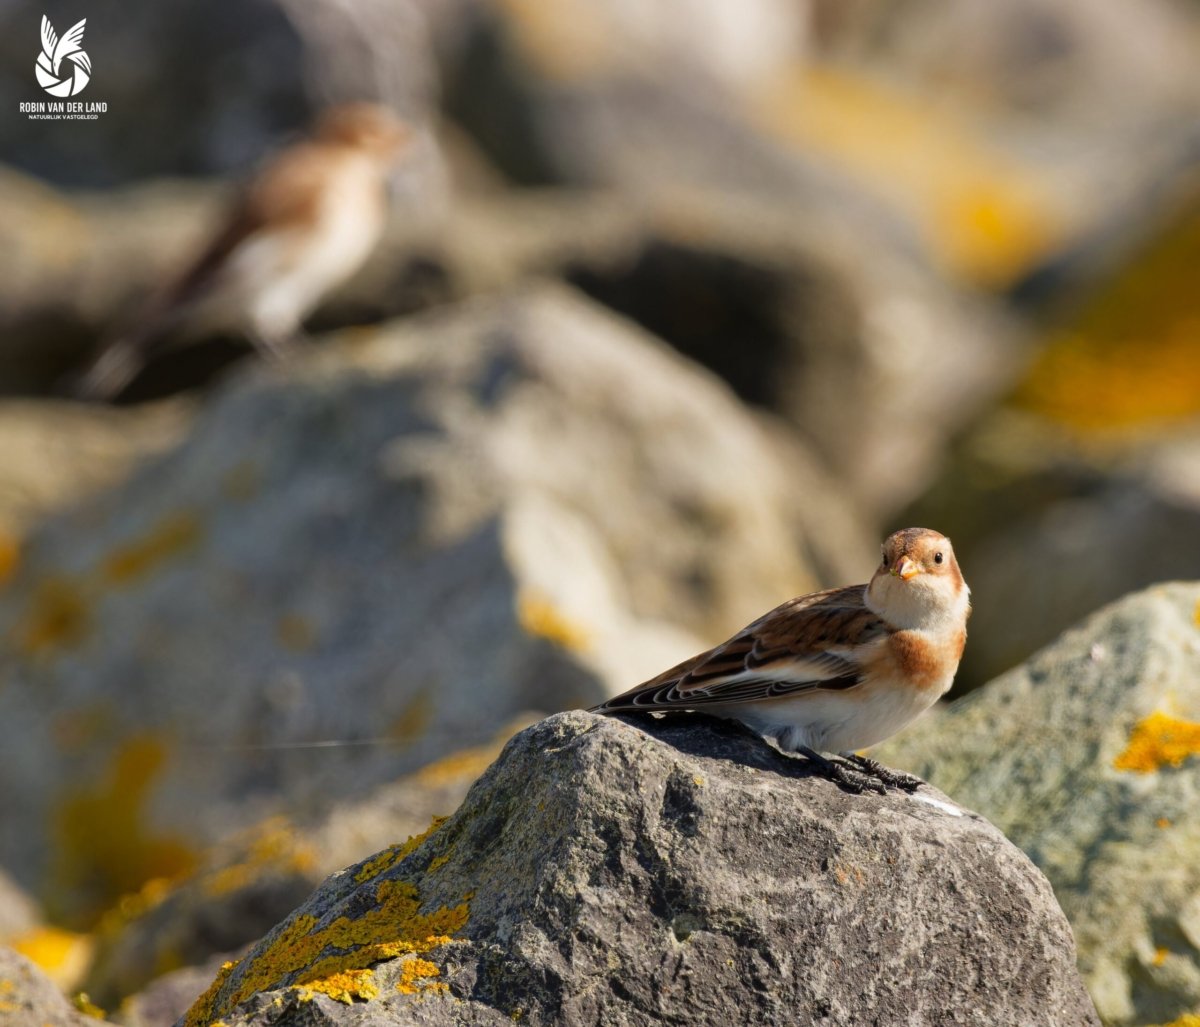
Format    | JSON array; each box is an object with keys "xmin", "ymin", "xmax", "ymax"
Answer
[
  {"xmin": 0, "ymin": 284, "xmax": 868, "ymax": 928},
  {"xmin": 877, "ymin": 582, "xmax": 1200, "ymax": 1027}
]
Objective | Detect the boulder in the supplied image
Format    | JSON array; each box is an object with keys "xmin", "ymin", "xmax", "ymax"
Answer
[
  {"xmin": 81, "ymin": 716, "xmax": 537, "ymax": 1011},
  {"xmin": 177, "ymin": 710, "xmax": 1099, "ymax": 1027},
  {"xmin": 0, "ymin": 945, "xmax": 105, "ymax": 1027},
  {"xmin": 0, "ymin": 284, "xmax": 860, "ymax": 925},
  {"xmin": 0, "ymin": 870, "xmax": 39, "ymax": 942},
  {"xmin": 0, "ymin": 399, "xmax": 190, "ymax": 539},
  {"xmin": 876, "ymin": 582, "xmax": 1200, "ymax": 1025},
  {"xmin": 902, "ymin": 413, "xmax": 1200, "ymax": 692}
]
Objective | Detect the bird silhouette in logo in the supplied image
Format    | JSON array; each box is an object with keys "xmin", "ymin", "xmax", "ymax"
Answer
[{"xmin": 36, "ymin": 16, "xmax": 91, "ymax": 98}]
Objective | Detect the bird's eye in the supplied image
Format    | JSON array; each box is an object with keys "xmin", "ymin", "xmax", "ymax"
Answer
[{"xmin": 933, "ymin": 551, "xmax": 944, "ymax": 564}]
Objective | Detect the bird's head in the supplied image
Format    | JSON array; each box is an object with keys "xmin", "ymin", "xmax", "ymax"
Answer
[
  {"xmin": 315, "ymin": 102, "xmax": 411, "ymax": 160},
  {"xmin": 866, "ymin": 527, "xmax": 970, "ymax": 631}
]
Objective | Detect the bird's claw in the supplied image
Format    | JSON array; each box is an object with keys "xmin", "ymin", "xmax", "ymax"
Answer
[
  {"xmin": 797, "ymin": 747, "xmax": 887, "ymax": 795},
  {"xmin": 839, "ymin": 754, "xmax": 925, "ymax": 793}
]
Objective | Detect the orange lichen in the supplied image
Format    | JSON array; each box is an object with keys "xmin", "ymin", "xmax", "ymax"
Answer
[
  {"xmin": 202, "ymin": 818, "xmax": 317, "ymax": 898},
  {"xmin": 275, "ymin": 614, "xmax": 316, "ymax": 653},
  {"xmin": 517, "ymin": 591, "xmax": 592, "ymax": 653},
  {"xmin": 10, "ymin": 926, "xmax": 93, "ymax": 989},
  {"xmin": 221, "ymin": 462, "xmax": 261, "ymax": 502},
  {"xmin": 354, "ymin": 819, "xmax": 447, "ymax": 885},
  {"xmin": 396, "ymin": 957, "xmax": 447, "ymax": 995},
  {"xmin": 753, "ymin": 63, "xmax": 1061, "ymax": 287},
  {"xmin": 1013, "ymin": 196, "xmax": 1200, "ymax": 433},
  {"xmin": 0, "ymin": 530, "xmax": 19, "ymax": 585},
  {"xmin": 297, "ymin": 968, "xmax": 379, "ymax": 1004},
  {"xmin": 389, "ymin": 689, "xmax": 433, "ymax": 743},
  {"xmin": 1157, "ymin": 818, "xmax": 1173, "ymax": 829},
  {"xmin": 413, "ymin": 746, "xmax": 502, "ymax": 788},
  {"xmin": 72, "ymin": 992, "xmax": 107, "ymax": 1019},
  {"xmin": 18, "ymin": 575, "xmax": 90, "ymax": 654},
  {"xmin": 1113, "ymin": 711, "xmax": 1200, "ymax": 773},
  {"xmin": 53, "ymin": 735, "xmax": 197, "ymax": 926},
  {"xmin": 183, "ymin": 821, "xmax": 467, "ymax": 1027},
  {"xmin": 100, "ymin": 512, "xmax": 202, "ymax": 584},
  {"xmin": 1153, "ymin": 947, "xmax": 1170, "ymax": 967}
]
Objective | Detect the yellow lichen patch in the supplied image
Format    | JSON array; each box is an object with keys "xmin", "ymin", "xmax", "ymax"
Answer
[
  {"xmin": 389, "ymin": 689, "xmax": 433, "ymax": 743},
  {"xmin": 53, "ymin": 735, "xmax": 197, "ymax": 927},
  {"xmin": 753, "ymin": 63, "xmax": 1062, "ymax": 287},
  {"xmin": 17, "ymin": 575, "xmax": 90, "ymax": 655},
  {"xmin": 517, "ymin": 591, "xmax": 592, "ymax": 653},
  {"xmin": 10, "ymin": 926, "xmax": 93, "ymax": 990},
  {"xmin": 183, "ymin": 872, "xmax": 469, "ymax": 1025},
  {"xmin": 51, "ymin": 703, "xmax": 116, "ymax": 754},
  {"xmin": 413, "ymin": 745, "xmax": 502, "ymax": 789},
  {"xmin": 202, "ymin": 818, "xmax": 316, "ymax": 898},
  {"xmin": 1113, "ymin": 711, "xmax": 1200, "ymax": 773},
  {"xmin": 1013, "ymin": 198, "xmax": 1200, "ymax": 433},
  {"xmin": 1194, "ymin": 599, "xmax": 1200, "ymax": 629},
  {"xmin": 73, "ymin": 992, "xmax": 107, "ymax": 1019},
  {"xmin": 1144, "ymin": 1016, "xmax": 1200, "ymax": 1027},
  {"xmin": 0, "ymin": 530, "xmax": 19, "ymax": 585},
  {"xmin": 1153, "ymin": 947, "xmax": 1170, "ymax": 967},
  {"xmin": 354, "ymin": 818, "xmax": 447, "ymax": 885},
  {"xmin": 100, "ymin": 512, "xmax": 202, "ymax": 584},
  {"xmin": 276, "ymin": 614, "xmax": 316, "ymax": 653},
  {"xmin": 396, "ymin": 957, "xmax": 447, "ymax": 995},
  {"xmin": 297, "ymin": 968, "xmax": 379, "ymax": 1004},
  {"xmin": 221, "ymin": 462, "xmax": 261, "ymax": 502},
  {"xmin": 1158, "ymin": 818, "xmax": 1173, "ymax": 829},
  {"xmin": 182, "ymin": 959, "xmax": 239, "ymax": 1027}
]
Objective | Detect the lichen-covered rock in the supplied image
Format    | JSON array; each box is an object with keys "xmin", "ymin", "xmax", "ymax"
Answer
[
  {"xmin": 0, "ymin": 945, "xmax": 106, "ymax": 1027},
  {"xmin": 178, "ymin": 711, "xmax": 1099, "ymax": 1027},
  {"xmin": 81, "ymin": 717, "xmax": 537, "ymax": 1011},
  {"xmin": 876, "ymin": 582, "xmax": 1200, "ymax": 1025},
  {"xmin": 0, "ymin": 284, "xmax": 854, "ymax": 925}
]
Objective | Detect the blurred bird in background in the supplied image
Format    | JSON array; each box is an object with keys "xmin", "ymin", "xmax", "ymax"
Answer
[{"xmin": 71, "ymin": 102, "xmax": 410, "ymax": 400}]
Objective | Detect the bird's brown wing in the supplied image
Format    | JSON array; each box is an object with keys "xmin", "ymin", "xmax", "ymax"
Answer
[{"xmin": 591, "ymin": 585, "xmax": 886, "ymax": 711}]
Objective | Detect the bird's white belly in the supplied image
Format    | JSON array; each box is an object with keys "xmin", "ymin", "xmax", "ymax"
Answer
[{"xmin": 716, "ymin": 678, "xmax": 946, "ymax": 755}]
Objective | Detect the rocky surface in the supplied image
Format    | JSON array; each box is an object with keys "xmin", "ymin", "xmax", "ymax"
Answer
[
  {"xmin": 177, "ymin": 710, "xmax": 1099, "ymax": 1027},
  {"xmin": 81, "ymin": 717, "xmax": 537, "ymax": 1012},
  {"xmin": 876, "ymin": 581, "xmax": 1200, "ymax": 1026},
  {"xmin": 0, "ymin": 284, "xmax": 869, "ymax": 925},
  {"xmin": 0, "ymin": 946, "xmax": 103, "ymax": 1027}
]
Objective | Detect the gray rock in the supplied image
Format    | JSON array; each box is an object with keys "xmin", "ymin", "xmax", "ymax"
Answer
[
  {"xmin": 82, "ymin": 716, "xmax": 538, "ymax": 1010},
  {"xmin": 0, "ymin": 945, "xmax": 104, "ymax": 1026},
  {"xmin": 904, "ymin": 413, "xmax": 1200, "ymax": 692},
  {"xmin": 178, "ymin": 711, "xmax": 1099, "ymax": 1027},
  {"xmin": 875, "ymin": 582, "xmax": 1200, "ymax": 1025},
  {"xmin": 0, "ymin": 284, "xmax": 853, "ymax": 925},
  {"xmin": 0, "ymin": 399, "xmax": 191, "ymax": 538},
  {"xmin": 0, "ymin": 868, "xmax": 40, "ymax": 942}
]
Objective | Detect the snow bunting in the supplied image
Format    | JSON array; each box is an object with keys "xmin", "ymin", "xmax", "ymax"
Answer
[
  {"xmin": 591, "ymin": 527, "xmax": 970, "ymax": 792},
  {"xmin": 73, "ymin": 102, "xmax": 411, "ymax": 399}
]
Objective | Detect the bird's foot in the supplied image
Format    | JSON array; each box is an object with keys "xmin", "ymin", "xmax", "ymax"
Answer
[
  {"xmin": 797, "ymin": 747, "xmax": 886, "ymax": 795},
  {"xmin": 839, "ymin": 753, "xmax": 924, "ymax": 793}
]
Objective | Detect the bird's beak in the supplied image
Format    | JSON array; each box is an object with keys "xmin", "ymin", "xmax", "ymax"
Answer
[{"xmin": 893, "ymin": 556, "xmax": 920, "ymax": 581}]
